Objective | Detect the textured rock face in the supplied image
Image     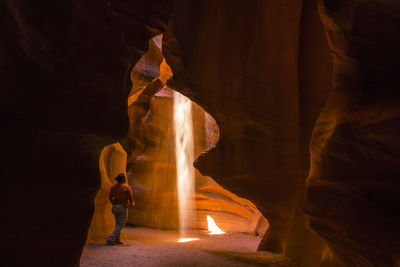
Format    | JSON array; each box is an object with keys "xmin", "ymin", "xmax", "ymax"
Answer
[
  {"xmin": 88, "ymin": 35, "xmax": 171, "ymax": 241},
  {"xmin": 304, "ymin": 1, "xmax": 400, "ymax": 266},
  {"xmin": 122, "ymin": 35, "xmax": 173, "ymax": 165},
  {"xmin": 164, "ymin": 0, "xmax": 302, "ymax": 250},
  {"xmin": 126, "ymin": 88, "xmax": 267, "ymax": 234},
  {"xmin": 118, "ymin": 32, "xmax": 267, "ymax": 235},
  {"xmin": 126, "ymin": 89, "xmax": 179, "ymax": 229},
  {"xmin": 286, "ymin": 0, "xmax": 334, "ymax": 264},
  {"xmin": 0, "ymin": 1, "xmax": 172, "ymax": 266},
  {"xmin": 162, "ymin": 0, "xmax": 331, "ymax": 264}
]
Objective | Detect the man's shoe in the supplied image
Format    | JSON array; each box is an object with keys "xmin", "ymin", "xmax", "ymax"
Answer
[
  {"xmin": 106, "ymin": 239, "xmax": 115, "ymax": 246},
  {"xmin": 115, "ymin": 240, "xmax": 123, "ymax": 245}
]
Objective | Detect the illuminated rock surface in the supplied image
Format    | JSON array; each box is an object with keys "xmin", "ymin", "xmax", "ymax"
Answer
[
  {"xmin": 126, "ymin": 88, "xmax": 267, "ymax": 234},
  {"xmin": 89, "ymin": 36, "xmax": 266, "ymax": 241},
  {"xmin": 118, "ymin": 33, "xmax": 266, "ymax": 236}
]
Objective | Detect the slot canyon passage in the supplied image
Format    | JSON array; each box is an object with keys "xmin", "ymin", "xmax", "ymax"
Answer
[{"xmin": 1, "ymin": 0, "xmax": 400, "ymax": 266}]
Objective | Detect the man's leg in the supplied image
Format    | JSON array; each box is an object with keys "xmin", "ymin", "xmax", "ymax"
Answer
[
  {"xmin": 114, "ymin": 207, "xmax": 121, "ymax": 243},
  {"xmin": 107, "ymin": 205, "xmax": 128, "ymax": 245},
  {"xmin": 106, "ymin": 206, "xmax": 119, "ymax": 245}
]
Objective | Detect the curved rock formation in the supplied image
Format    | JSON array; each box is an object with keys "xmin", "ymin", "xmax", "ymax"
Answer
[
  {"xmin": 114, "ymin": 30, "xmax": 268, "ymax": 235},
  {"xmin": 122, "ymin": 35, "xmax": 173, "ymax": 165},
  {"xmin": 304, "ymin": 1, "xmax": 400, "ymax": 266}
]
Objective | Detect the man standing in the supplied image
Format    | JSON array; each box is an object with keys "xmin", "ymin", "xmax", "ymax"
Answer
[{"xmin": 106, "ymin": 173, "xmax": 135, "ymax": 245}]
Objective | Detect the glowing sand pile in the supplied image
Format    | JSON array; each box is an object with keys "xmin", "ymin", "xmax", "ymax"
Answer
[{"xmin": 207, "ymin": 215, "xmax": 225, "ymax": 235}]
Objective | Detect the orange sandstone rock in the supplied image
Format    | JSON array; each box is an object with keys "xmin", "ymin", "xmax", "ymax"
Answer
[{"xmin": 127, "ymin": 88, "xmax": 266, "ymax": 234}]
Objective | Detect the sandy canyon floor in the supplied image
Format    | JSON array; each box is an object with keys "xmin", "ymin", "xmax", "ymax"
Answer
[{"xmin": 80, "ymin": 226, "xmax": 296, "ymax": 267}]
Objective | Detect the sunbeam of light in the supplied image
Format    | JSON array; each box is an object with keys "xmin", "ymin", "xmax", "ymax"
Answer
[{"xmin": 173, "ymin": 91, "xmax": 195, "ymax": 238}]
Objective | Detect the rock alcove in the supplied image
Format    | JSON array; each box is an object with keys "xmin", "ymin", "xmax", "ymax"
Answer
[{"xmin": 86, "ymin": 33, "xmax": 265, "ymax": 235}]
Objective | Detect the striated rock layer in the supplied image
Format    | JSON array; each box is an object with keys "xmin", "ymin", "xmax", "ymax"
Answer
[{"xmin": 304, "ymin": 1, "xmax": 400, "ymax": 266}]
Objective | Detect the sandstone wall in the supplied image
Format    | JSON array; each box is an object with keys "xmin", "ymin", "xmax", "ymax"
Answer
[
  {"xmin": 304, "ymin": 1, "xmax": 400, "ymax": 266},
  {"xmin": 0, "ymin": 1, "xmax": 173, "ymax": 266},
  {"xmin": 164, "ymin": 0, "xmax": 303, "ymax": 251},
  {"xmin": 127, "ymin": 88, "xmax": 267, "ymax": 234},
  {"xmin": 285, "ymin": 0, "xmax": 334, "ymax": 265},
  {"xmin": 162, "ymin": 1, "xmax": 332, "ymax": 265}
]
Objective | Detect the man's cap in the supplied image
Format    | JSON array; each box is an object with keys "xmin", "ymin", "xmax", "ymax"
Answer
[{"xmin": 115, "ymin": 173, "xmax": 126, "ymax": 183}]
